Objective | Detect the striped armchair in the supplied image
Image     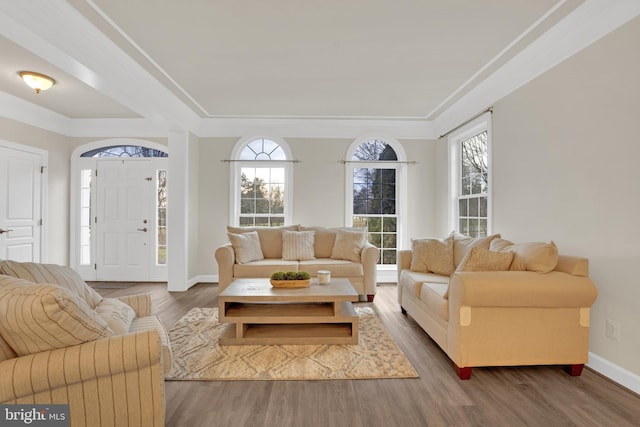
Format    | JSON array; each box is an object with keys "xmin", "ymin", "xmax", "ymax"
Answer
[{"xmin": 0, "ymin": 262, "xmax": 169, "ymax": 427}]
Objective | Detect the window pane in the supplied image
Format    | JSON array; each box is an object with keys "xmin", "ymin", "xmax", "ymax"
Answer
[
  {"xmin": 459, "ymin": 199, "xmax": 468, "ymax": 216},
  {"xmin": 383, "ymin": 217, "xmax": 396, "ymax": 232},
  {"xmin": 383, "ymin": 233, "xmax": 396, "ymax": 249},
  {"xmin": 469, "ymin": 197, "xmax": 479, "ymax": 217},
  {"xmin": 479, "ymin": 196, "xmax": 487, "ymax": 217},
  {"xmin": 369, "ymin": 233, "xmax": 381, "ymax": 247}
]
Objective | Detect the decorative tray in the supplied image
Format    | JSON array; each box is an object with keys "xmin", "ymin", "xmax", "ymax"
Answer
[{"xmin": 270, "ymin": 279, "xmax": 311, "ymax": 288}]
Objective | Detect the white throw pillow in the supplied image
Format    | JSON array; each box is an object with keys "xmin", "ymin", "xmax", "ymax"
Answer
[
  {"xmin": 95, "ymin": 297, "xmax": 137, "ymax": 335},
  {"xmin": 227, "ymin": 231, "xmax": 265, "ymax": 264},
  {"xmin": 330, "ymin": 229, "xmax": 367, "ymax": 263},
  {"xmin": 282, "ymin": 230, "xmax": 316, "ymax": 261}
]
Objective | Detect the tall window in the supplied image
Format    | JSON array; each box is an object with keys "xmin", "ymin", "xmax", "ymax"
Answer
[
  {"xmin": 347, "ymin": 138, "xmax": 406, "ymax": 266},
  {"xmin": 232, "ymin": 137, "xmax": 292, "ymax": 227},
  {"xmin": 449, "ymin": 113, "xmax": 491, "ymax": 237}
]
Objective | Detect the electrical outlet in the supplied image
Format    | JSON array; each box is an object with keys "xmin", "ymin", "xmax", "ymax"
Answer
[{"xmin": 606, "ymin": 318, "xmax": 621, "ymax": 341}]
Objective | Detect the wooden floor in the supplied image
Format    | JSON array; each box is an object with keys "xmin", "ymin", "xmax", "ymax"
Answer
[{"xmin": 92, "ymin": 282, "xmax": 640, "ymax": 427}]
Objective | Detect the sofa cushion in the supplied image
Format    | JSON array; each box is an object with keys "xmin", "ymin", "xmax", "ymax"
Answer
[
  {"xmin": 95, "ymin": 297, "xmax": 137, "ymax": 335},
  {"xmin": 419, "ymin": 282, "xmax": 449, "ymax": 322},
  {"xmin": 490, "ymin": 238, "xmax": 559, "ymax": 273},
  {"xmin": 129, "ymin": 315, "xmax": 172, "ymax": 374},
  {"xmin": 234, "ymin": 259, "xmax": 299, "ymax": 278},
  {"xmin": 331, "ymin": 229, "xmax": 367, "ymax": 263},
  {"xmin": 299, "ymin": 259, "xmax": 364, "ymax": 277},
  {"xmin": 0, "ymin": 260, "xmax": 103, "ymax": 309},
  {"xmin": 227, "ymin": 231, "xmax": 265, "ymax": 264},
  {"xmin": 227, "ymin": 225, "xmax": 299, "ymax": 259},
  {"xmin": 399, "ymin": 269, "xmax": 449, "ymax": 300},
  {"xmin": 456, "ymin": 247, "xmax": 514, "ymax": 273},
  {"xmin": 452, "ymin": 233, "xmax": 500, "ymax": 268},
  {"xmin": 0, "ymin": 275, "xmax": 114, "ymax": 357},
  {"xmin": 282, "ymin": 230, "xmax": 316, "ymax": 261},
  {"xmin": 410, "ymin": 236, "xmax": 455, "ymax": 276}
]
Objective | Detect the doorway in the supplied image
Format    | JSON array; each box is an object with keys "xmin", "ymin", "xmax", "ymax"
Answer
[
  {"xmin": 71, "ymin": 140, "xmax": 168, "ymax": 281},
  {"xmin": 0, "ymin": 141, "xmax": 46, "ymax": 262}
]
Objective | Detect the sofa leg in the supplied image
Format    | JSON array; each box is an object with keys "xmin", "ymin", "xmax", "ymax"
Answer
[
  {"xmin": 367, "ymin": 294, "xmax": 375, "ymax": 302},
  {"xmin": 400, "ymin": 306, "xmax": 406, "ymax": 315},
  {"xmin": 455, "ymin": 365, "xmax": 473, "ymax": 380},
  {"xmin": 564, "ymin": 364, "xmax": 584, "ymax": 376}
]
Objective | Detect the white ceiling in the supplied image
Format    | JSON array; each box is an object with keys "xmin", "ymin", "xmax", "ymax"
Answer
[{"xmin": 0, "ymin": 0, "xmax": 638, "ymax": 138}]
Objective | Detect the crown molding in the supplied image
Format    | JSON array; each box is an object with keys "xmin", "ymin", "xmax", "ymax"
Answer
[
  {"xmin": 0, "ymin": 0, "xmax": 200, "ymax": 133},
  {"xmin": 433, "ymin": 0, "xmax": 640, "ymax": 137}
]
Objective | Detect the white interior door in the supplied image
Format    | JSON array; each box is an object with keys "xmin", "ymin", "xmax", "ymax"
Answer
[
  {"xmin": 0, "ymin": 146, "xmax": 42, "ymax": 262},
  {"xmin": 96, "ymin": 160, "xmax": 151, "ymax": 281}
]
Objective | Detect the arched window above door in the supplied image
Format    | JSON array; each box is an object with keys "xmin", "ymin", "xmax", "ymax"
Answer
[{"xmin": 80, "ymin": 145, "xmax": 168, "ymax": 158}]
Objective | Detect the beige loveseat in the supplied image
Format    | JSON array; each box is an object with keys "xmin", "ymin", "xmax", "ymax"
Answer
[
  {"xmin": 397, "ymin": 234, "xmax": 598, "ymax": 379},
  {"xmin": 215, "ymin": 225, "xmax": 380, "ymax": 301},
  {"xmin": 0, "ymin": 260, "xmax": 169, "ymax": 427}
]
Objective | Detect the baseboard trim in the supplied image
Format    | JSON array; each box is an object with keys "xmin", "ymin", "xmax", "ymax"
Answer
[
  {"xmin": 188, "ymin": 275, "xmax": 218, "ymax": 288},
  {"xmin": 588, "ymin": 352, "xmax": 640, "ymax": 395}
]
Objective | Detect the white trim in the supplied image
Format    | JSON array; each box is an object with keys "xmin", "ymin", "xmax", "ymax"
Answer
[
  {"xmin": 587, "ymin": 352, "xmax": 640, "ymax": 396},
  {"xmin": 447, "ymin": 112, "xmax": 492, "ymax": 235},
  {"xmin": 0, "ymin": 139, "xmax": 48, "ymax": 263}
]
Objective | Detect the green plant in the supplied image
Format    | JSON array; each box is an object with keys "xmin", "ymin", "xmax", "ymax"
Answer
[{"xmin": 270, "ymin": 270, "xmax": 311, "ymax": 280}]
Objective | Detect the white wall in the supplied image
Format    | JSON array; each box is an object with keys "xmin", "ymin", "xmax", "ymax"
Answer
[{"xmin": 436, "ymin": 16, "xmax": 640, "ymax": 377}]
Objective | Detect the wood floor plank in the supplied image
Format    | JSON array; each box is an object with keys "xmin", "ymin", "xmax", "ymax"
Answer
[{"xmin": 91, "ymin": 282, "xmax": 640, "ymax": 427}]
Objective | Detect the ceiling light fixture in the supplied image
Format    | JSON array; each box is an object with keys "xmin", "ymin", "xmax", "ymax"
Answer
[{"xmin": 18, "ymin": 71, "xmax": 56, "ymax": 94}]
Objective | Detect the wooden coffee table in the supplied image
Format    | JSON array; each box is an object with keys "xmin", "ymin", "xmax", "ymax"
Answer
[{"xmin": 218, "ymin": 278, "xmax": 359, "ymax": 345}]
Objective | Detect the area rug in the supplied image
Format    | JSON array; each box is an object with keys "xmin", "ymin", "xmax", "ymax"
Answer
[{"xmin": 166, "ymin": 306, "xmax": 419, "ymax": 381}]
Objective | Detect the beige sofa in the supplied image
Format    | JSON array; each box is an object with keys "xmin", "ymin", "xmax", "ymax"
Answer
[
  {"xmin": 0, "ymin": 261, "xmax": 169, "ymax": 427},
  {"xmin": 215, "ymin": 225, "xmax": 380, "ymax": 301},
  {"xmin": 397, "ymin": 234, "xmax": 598, "ymax": 379}
]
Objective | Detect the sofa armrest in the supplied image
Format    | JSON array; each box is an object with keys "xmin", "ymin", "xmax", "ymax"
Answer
[
  {"xmin": 215, "ymin": 243, "xmax": 236, "ymax": 291},
  {"xmin": 361, "ymin": 242, "xmax": 380, "ymax": 295},
  {"xmin": 396, "ymin": 250, "xmax": 412, "ymax": 283},
  {"xmin": 117, "ymin": 293, "xmax": 152, "ymax": 317},
  {"xmin": 448, "ymin": 271, "xmax": 598, "ymax": 309},
  {"xmin": 0, "ymin": 330, "xmax": 165, "ymax": 425}
]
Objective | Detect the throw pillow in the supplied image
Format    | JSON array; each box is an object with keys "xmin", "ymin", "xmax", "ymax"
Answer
[
  {"xmin": 490, "ymin": 238, "xmax": 559, "ymax": 273},
  {"xmin": 451, "ymin": 233, "xmax": 501, "ymax": 268},
  {"xmin": 95, "ymin": 297, "xmax": 137, "ymax": 335},
  {"xmin": 227, "ymin": 231, "xmax": 264, "ymax": 264},
  {"xmin": 409, "ymin": 236, "xmax": 455, "ymax": 276},
  {"xmin": 330, "ymin": 229, "xmax": 367, "ymax": 263},
  {"xmin": 227, "ymin": 225, "xmax": 299, "ymax": 259},
  {"xmin": 282, "ymin": 230, "xmax": 316, "ymax": 261},
  {"xmin": 0, "ymin": 260, "xmax": 103, "ymax": 309},
  {"xmin": 0, "ymin": 275, "xmax": 114, "ymax": 357},
  {"xmin": 456, "ymin": 247, "xmax": 514, "ymax": 272}
]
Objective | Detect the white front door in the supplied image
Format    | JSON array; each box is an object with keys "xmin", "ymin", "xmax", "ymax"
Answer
[
  {"xmin": 0, "ymin": 146, "xmax": 43, "ymax": 262},
  {"xmin": 96, "ymin": 160, "xmax": 151, "ymax": 281}
]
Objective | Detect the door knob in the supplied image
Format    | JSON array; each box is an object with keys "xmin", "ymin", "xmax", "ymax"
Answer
[
  {"xmin": 0, "ymin": 228, "xmax": 13, "ymax": 234},
  {"xmin": 137, "ymin": 227, "xmax": 148, "ymax": 232}
]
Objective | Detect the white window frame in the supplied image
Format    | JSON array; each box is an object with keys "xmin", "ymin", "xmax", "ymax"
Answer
[
  {"xmin": 345, "ymin": 134, "xmax": 407, "ymax": 281},
  {"xmin": 229, "ymin": 135, "xmax": 294, "ymax": 226},
  {"xmin": 447, "ymin": 112, "xmax": 493, "ymax": 236}
]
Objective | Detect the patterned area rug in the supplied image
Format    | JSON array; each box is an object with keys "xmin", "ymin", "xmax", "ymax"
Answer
[{"xmin": 166, "ymin": 306, "xmax": 419, "ymax": 381}]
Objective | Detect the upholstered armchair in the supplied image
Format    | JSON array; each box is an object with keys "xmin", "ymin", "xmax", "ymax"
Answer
[{"xmin": 0, "ymin": 261, "xmax": 169, "ymax": 427}]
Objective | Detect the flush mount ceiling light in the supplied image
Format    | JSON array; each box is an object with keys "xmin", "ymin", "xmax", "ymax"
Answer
[{"xmin": 18, "ymin": 71, "xmax": 56, "ymax": 94}]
